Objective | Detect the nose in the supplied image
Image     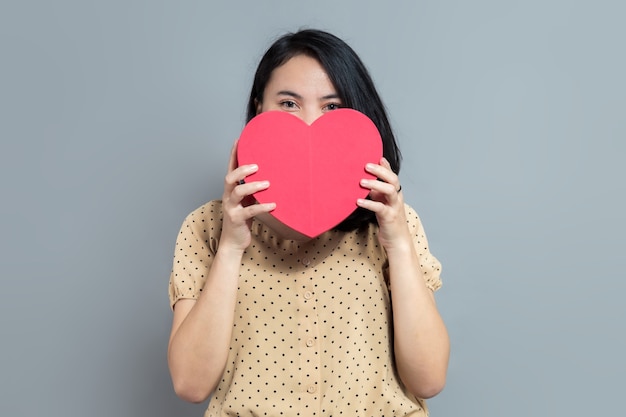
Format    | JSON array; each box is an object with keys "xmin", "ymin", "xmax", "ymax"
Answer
[{"xmin": 299, "ymin": 109, "xmax": 324, "ymax": 126}]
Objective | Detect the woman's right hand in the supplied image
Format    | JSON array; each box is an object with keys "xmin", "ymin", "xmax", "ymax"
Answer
[
  {"xmin": 169, "ymin": 140, "xmax": 272, "ymax": 402},
  {"xmin": 220, "ymin": 140, "xmax": 275, "ymax": 251}
]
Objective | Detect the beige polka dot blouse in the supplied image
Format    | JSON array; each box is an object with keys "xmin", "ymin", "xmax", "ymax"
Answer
[{"xmin": 169, "ymin": 200, "xmax": 442, "ymax": 416}]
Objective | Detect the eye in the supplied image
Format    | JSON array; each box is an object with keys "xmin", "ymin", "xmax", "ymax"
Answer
[
  {"xmin": 323, "ymin": 102, "xmax": 342, "ymax": 111},
  {"xmin": 280, "ymin": 100, "xmax": 298, "ymax": 110}
]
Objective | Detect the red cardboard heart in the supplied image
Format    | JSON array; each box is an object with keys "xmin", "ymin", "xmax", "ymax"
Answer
[{"xmin": 237, "ymin": 109, "xmax": 382, "ymax": 238}]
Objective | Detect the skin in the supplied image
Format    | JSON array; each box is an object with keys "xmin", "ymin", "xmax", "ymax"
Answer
[{"xmin": 168, "ymin": 54, "xmax": 450, "ymax": 403}]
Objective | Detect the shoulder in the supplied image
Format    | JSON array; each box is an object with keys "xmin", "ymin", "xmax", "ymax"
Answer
[
  {"xmin": 403, "ymin": 203, "xmax": 425, "ymax": 231},
  {"xmin": 403, "ymin": 203, "xmax": 418, "ymax": 219},
  {"xmin": 182, "ymin": 200, "xmax": 223, "ymax": 224},
  {"xmin": 402, "ymin": 203, "xmax": 443, "ymax": 290},
  {"xmin": 177, "ymin": 200, "xmax": 224, "ymax": 241}
]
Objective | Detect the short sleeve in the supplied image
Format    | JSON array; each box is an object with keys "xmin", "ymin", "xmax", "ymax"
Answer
[
  {"xmin": 404, "ymin": 204, "xmax": 442, "ymax": 292},
  {"xmin": 168, "ymin": 201, "xmax": 223, "ymax": 309}
]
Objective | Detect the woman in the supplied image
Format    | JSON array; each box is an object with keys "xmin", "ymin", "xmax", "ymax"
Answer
[{"xmin": 168, "ymin": 29, "xmax": 449, "ymax": 416}]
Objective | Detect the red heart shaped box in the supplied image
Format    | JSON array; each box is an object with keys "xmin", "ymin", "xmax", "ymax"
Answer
[{"xmin": 237, "ymin": 109, "xmax": 383, "ymax": 238}]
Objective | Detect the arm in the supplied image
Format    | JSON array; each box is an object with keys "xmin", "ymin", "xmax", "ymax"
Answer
[
  {"xmin": 357, "ymin": 158, "xmax": 450, "ymax": 399},
  {"xmin": 167, "ymin": 141, "xmax": 275, "ymax": 403}
]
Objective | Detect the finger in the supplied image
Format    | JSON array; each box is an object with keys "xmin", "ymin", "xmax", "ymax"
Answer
[
  {"xmin": 232, "ymin": 180, "xmax": 269, "ymax": 201},
  {"xmin": 356, "ymin": 197, "xmax": 386, "ymax": 213},
  {"xmin": 225, "ymin": 163, "xmax": 258, "ymax": 189},
  {"xmin": 360, "ymin": 178, "xmax": 397, "ymax": 196},
  {"xmin": 365, "ymin": 161, "xmax": 399, "ymax": 189},
  {"xmin": 241, "ymin": 201, "xmax": 276, "ymax": 218},
  {"xmin": 224, "ymin": 179, "xmax": 268, "ymax": 212},
  {"xmin": 380, "ymin": 157, "xmax": 392, "ymax": 169}
]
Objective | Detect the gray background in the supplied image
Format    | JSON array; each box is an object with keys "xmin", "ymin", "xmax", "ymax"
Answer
[{"xmin": 1, "ymin": 1, "xmax": 624, "ymax": 416}]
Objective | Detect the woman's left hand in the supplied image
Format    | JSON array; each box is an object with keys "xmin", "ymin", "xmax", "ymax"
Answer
[
  {"xmin": 358, "ymin": 157, "xmax": 450, "ymax": 398},
  {"xmin": 357, "ymin": 157, "xmax": 411, "ymax": 251}
]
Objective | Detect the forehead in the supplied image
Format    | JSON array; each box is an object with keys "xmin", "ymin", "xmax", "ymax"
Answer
[{"xmin": 264, "ymin": 55, "xmax": 336, "ymax": 94}]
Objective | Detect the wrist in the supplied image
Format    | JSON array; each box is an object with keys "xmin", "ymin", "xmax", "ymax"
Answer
[
  {"xmin": 215, "ymin": 243, "xmax": 246, "ymax": 260},
  {"xmin": 384, "ymin": 242, "xmax": 414, "ymax": 258},
  {"xmin": 379, "ymin": 228, "xmax": 413, "ymax": 255}
]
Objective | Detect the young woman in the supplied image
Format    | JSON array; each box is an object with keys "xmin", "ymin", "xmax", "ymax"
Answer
[{"xmin": 168, "ymin": 29, "xmax": 449, "ymax": 416}]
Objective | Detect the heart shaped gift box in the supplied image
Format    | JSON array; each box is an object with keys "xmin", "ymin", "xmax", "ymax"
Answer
[{"xmin": 237, "ymin": 109, "xmax": 383, "ymax": 238}]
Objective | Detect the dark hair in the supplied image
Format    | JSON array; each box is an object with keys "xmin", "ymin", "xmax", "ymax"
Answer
[{"xmin": 246, "ymin": 29, "xmax": 402, "ymax": 231}]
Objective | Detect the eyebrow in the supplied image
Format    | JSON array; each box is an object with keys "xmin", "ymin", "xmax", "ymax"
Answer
[{"xmin": 276, "ymin": 90, "xmax": 341, "ymax": 100}]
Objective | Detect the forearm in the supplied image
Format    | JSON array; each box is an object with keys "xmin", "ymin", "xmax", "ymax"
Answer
[
  {"xmin": 167, "ymin": 247, "xmax": 243, "ymax": 402},
  {"xmin": 388, "ymin": 244, "xmax": 450, "ymax": 399}
]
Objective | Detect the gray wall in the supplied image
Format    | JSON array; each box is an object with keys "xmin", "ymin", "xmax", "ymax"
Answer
[{"xmin": 1, "ymin": 1, "xmax": 624, "ymax": 416}]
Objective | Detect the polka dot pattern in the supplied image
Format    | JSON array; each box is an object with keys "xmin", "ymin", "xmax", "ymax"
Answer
[{"xmin": 169, "ymin": 200, "xmax": 442, "ymax": 416}]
